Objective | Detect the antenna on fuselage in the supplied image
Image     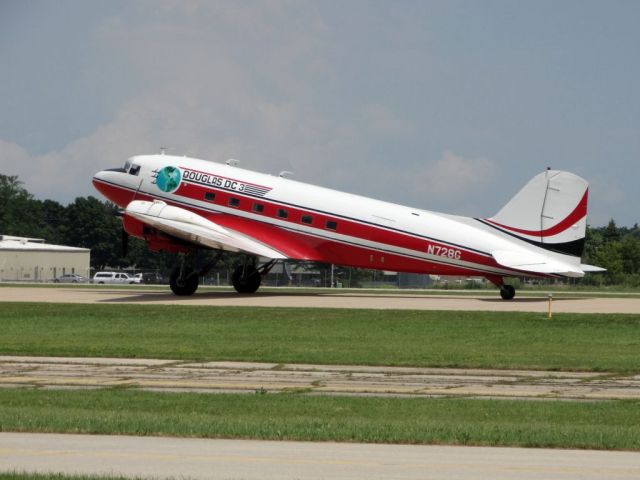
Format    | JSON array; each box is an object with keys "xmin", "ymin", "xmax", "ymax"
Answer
[
  {"xmin": 160, "ymin": 147, "xmax": 168, "ymax": 155},
  {"xmin": 226, "ymin": 158, "xmax": 240, "ymax": 167},
  {"xmin": 279, "ymin": 170, "xmax": 294, "ymax": 178}
]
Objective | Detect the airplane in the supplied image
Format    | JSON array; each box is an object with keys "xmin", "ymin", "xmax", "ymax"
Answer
[{"xmin": 92, "ymin": 153, "xmax": 604, "ymax": 299}]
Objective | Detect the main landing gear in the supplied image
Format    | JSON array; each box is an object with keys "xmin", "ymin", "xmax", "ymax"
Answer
[
  {"xmin": 231, "ymin": 258, "xmax": 278, "ymax": 294},
  {"xmin": 487, "ymin": 276, "xmax": 516, "ymax": 300},
  {"xmin": 169, "ymin": 251, "xmax": 223, "ymax": 296},
  {"xmin": 499, "ymin": 284, "xmax": 516, "ymax": 300},
  {"xmin": 232, "ymin": 265, "xmax": 261, "ymax": 293},
  {"xmin": 170, "ymin": 252, "xmax": 278, "ymax": 296}
]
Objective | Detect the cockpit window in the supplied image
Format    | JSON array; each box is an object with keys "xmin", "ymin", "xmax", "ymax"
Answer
[
  {"xmin": 129, "ymin": 164, "xmax": 141, "ymax": 176},
  {"xmin": 123, "ymin": 160, "xmax": 132, "ymax": 171}
]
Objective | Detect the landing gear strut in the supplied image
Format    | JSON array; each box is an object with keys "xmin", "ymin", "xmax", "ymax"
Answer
[
  {"xmin": 170, "ymin": 252, "xmax": 198, "ymax": 296},
  {"xmin": 232, "ymin": 264, "xmax": 261, "ymax": 293},
  {"xmin": 231, "ymin": 258, "xmax": 279, "ymax": 294},
  {"xmin": 169, "ymin": 251, "xmax": 224, "ymax": 296}
]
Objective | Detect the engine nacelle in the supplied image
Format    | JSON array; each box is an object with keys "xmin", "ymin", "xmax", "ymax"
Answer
[{"xmin": 122, "ymin": 214, "xmax": 193, "ymax": 254}]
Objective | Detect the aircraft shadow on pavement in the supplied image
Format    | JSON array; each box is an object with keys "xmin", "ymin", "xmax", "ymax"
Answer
[
  {"xmin": 95, "ymin": 289, "xmax": 586, "ymax": 303},
  {"xmin": 97, "ymin": 289, "xmax": 328, "ymax": 303}
]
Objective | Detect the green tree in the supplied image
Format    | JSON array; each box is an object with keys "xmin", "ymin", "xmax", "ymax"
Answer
[
  {"xmin": 64, "ymin": 196, "xmax": 123, "ymax": 269},
  {"xmin": 603, "ymin": 218, "xmax": 620, "ymax": 242},
  {"xmin": 0, "ymin": 174, "xmax": 49, "ymax": 239}
]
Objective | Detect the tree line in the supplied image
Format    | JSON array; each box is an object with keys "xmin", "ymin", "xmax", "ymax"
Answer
[{"xmin": 1, "ymin": 173, "xmax": 639, "ymax": 286}]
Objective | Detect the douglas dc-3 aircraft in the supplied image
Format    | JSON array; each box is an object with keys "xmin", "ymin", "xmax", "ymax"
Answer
[{"xmin": 93, "ymin": 154, "xmax": 603, "ymax": 299}]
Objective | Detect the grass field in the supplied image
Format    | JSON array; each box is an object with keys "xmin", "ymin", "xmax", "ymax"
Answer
[
  {"xmin": 0, "ymin": 303, "xmax": 640, "ymax": 373},
  {"xmin": 1, "ymin": 303, "xmax": 640, "ymax": 372},
  {"xmin": 1, "ymin": 389, "xmax": 638, "ymax": 450}
]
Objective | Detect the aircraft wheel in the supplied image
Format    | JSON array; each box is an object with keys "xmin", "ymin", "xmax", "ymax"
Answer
[
  {"xmin": 232, "ymin": 265, "xmax": 261, "ymax": 294},
  {"xmin": 500, "ymin": 285, "xmax": 515, "ymax": 300},
  {"xmin": 170, "ymin": 269, "xmax": 199, "ymax": 296}
]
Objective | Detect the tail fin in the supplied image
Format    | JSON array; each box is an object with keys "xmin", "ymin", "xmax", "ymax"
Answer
[{"xmin": 482, "ymin": 169, "xmax": 588, "ymax": 257}]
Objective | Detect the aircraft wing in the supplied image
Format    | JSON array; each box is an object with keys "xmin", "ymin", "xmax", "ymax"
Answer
[
  {"xmin": 125, "ymin": 200, "xmax": 287, "ymax": 259},
  {"xmin": 491, "ymin": 250, "xmax": 586, "ymax": 278}
]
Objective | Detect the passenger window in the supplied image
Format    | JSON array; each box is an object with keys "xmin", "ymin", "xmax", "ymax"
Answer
[
  {"xmin": 205, "ymin": 192, "xmax": 215, "ymax": 202},
  {"xmin": 252, "ymin": 203, "xmax": 264, "ymax": 213},
  {"xmin": 326, "ymin": 220, "xmax": 337, "ymax": 230},
  {"xmin": 301, "ymin": 215, "xmax": 313, "ymax": 225},
  {"xmin": 229, "ymin": 197, "xmax": 240, "ymax": 208},
  {"xmin": 277, "ymin": 209, "xmax": 288, "ymax": 219}
]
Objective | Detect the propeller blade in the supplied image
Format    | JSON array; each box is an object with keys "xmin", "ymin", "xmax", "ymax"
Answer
[{"xmin": 122, "ymin": 228, "xmax": 129, "ymax": 257}]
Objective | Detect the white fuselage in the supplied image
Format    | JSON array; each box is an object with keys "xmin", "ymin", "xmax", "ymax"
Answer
[{"xmin": 93, "ymin": 154, "xmax": 582, "ymax": 280}]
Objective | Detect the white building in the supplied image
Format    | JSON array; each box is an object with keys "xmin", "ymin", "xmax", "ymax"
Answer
[{"xmin": 0, "ymin": 235, "xmax": 90, "ymax": 282}]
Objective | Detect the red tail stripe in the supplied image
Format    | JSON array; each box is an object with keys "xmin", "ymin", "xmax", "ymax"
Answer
[{"xmin": 485, "ymin": 189, "xmax": 588, "ymax": 238}]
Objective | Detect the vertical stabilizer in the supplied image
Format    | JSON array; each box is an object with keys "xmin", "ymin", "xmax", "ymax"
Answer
[{"xmin": 482, "ymin": 170, "xmax": 589, "ymax": 256}]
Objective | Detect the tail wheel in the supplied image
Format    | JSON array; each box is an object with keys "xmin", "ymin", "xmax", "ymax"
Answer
[
  {"xmin": 170, "ymin": 268, "xmax": 199, "ymax": 296},
  {"xmin": 500, "ymin": 285, "xmax": 516, "ymax": 300},
  {"xmin": 232, "ymin": 265, "xmax": 261, "ymax": 294}
]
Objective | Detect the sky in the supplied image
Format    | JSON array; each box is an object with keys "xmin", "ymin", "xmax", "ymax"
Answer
[{"xmin": 1, "ymin": 0, "xmax": 639, "ymax": 227}]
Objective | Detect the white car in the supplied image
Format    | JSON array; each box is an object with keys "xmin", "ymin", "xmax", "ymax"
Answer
[
  {"xmin": 54, "ymin": 273, "xmax": 89, "ymax": 283},
  {"xmin": 92, "ymin": 272, "xmax": 136, "ymax": 284}
]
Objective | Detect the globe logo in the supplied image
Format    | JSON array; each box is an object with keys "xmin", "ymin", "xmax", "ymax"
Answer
[{"xmin": 155, "ymin": 166, "xmax": 181, "ymax": 193}]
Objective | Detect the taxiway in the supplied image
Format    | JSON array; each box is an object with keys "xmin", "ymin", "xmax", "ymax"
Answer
[
  {"xmin": 2, "ymin": 432, "xmax": 639, "ymax": 480},
  {"xmin": 1, "ymin": 286, "xmax": 639, "ymax": 313},
  {"xmin": 1, "ymin": 355, "xmax": 639, "ymax": 400}
]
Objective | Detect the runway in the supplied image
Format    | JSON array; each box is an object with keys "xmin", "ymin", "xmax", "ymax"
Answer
[
  {"xmin": 1, "ymin": 286, "xmax": 639, "ymax": 313},
  {"xmin": 1, "ymin": 432, "xmax": 639, "ymax": 480},
  {"xmin": 2, "ymin": 355, "xmax": 639, "ymax": 400}
]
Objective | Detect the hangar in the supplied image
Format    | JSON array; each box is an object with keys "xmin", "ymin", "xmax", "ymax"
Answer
[{"xmin": 0, "ymin": 235, "xmax": 90, "ymax": 282}]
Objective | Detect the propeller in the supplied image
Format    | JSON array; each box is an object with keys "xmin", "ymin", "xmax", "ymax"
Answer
[
  {"xmin": 113, "ymin": 208, "xmax": 128, "ymax": 258},
  {"xmin": 121, "ymin": 228, "xmax": 129, "ymax": 257}
]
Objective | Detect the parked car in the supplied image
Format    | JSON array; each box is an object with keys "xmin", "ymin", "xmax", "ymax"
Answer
[
  {"xmin": 91, "ymin": 272, "xmax": 136, "ymax": 284},
  {"xmin": 53, "ymin": 273, "xmax": 89, "ymax": 284},
  {"xmin": 139, "ymin": 272, "xmax": 165, "ymax": 284},
  {"xmin": 132, "ymin": 273, "xmax": 143, "ymax": 284}
]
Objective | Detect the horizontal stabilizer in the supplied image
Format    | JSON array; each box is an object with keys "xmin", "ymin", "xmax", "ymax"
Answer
[
  {"xmin": 492, "ymin": 250, "xmax": 585, "ymax": 278},
  {"xmin": 125, "ymin": 200, "xmax": 286, "ymax": 259},
  {"xmin": 580, "ymin": 264, "xmax": 607, "ymax": 273}
]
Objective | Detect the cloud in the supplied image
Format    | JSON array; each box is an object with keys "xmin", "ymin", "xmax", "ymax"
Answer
[
  {"xmin": 425, "ymin": 150, "xmax": 496, "ymax": 196},
  {"xmin": 0, "ymin": 2, "xmax": 495, "ymax": 218},
  {"xmin": 360, "ymin": 104, "xmax": 413, "ymax": 137}
]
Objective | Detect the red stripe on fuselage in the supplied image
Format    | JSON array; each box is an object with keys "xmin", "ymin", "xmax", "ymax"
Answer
[
  {"xmin": 174, "ymin": 181, "xmax": 497, "ymax": 268},
  {"xmin": 93, "ymin": 177, "xmax": 527, "ymax": 277}
]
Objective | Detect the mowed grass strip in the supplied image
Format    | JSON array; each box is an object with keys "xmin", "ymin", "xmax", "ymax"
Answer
[
  {"xmin": 2, "ymin": 303, "xmax": 640, "ymax": 372},
  {"xmin": 1, "ymin": 389, "xmax": 639, "ymax": 450}
]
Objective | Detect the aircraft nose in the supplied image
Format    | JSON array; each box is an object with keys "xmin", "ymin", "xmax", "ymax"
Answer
[
  {"xmin": 92, "ymin": 168, "xmax": 130, "ymax": 207},
  {"xmin": 92, "ymin": 169, "xmax": 110, "ymax": 196}
]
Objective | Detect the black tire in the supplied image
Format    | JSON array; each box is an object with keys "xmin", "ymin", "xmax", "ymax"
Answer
[
  {"xmin": 170, "ymin": 269, "xmax": 199, "ymax": 296},
  {"xmin": 500, "ymin": 285, "xmax": 516, "ymax": 300},
  {"xmin": 232, "ymin": 265, "xmax": 261, "ymax": 294}
]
